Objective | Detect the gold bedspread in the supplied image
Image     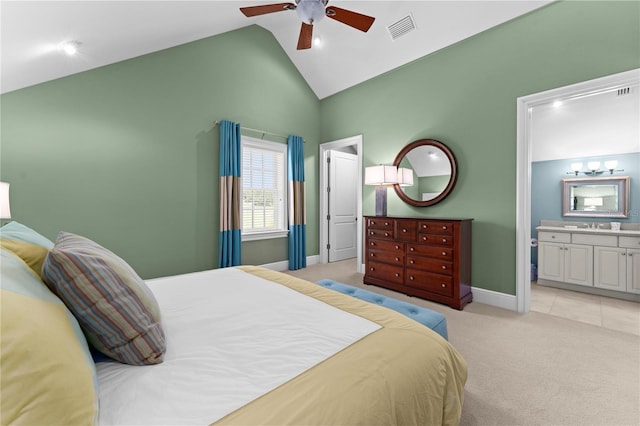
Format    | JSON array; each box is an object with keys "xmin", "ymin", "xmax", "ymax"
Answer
[{"xmin": 213, "ymin": 266, "xmax": 467, "ymax": 426}]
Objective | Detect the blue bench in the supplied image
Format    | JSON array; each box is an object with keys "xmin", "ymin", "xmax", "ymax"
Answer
[{"xmin": 316, "ymin": 279, "xmax": 448, "ymax": 340}]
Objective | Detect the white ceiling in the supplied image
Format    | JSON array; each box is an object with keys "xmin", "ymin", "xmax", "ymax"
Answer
[
  {"xmin": 1, "ymin": 0, "xmax": 552, "ymax": 98},
  {"xmin": 531, "ymin": 86, "xmax": 640, "ymax": 162}
]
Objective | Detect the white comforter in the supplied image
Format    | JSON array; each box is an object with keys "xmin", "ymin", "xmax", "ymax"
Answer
[{"xmin": 96, "ymin": 268, "xmax": 380, "ymax": 425}]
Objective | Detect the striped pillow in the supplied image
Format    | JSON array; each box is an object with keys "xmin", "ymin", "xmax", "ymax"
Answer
[{"xmin": 41, "ymin": 231, "xmax": 166, "ymax": 365}]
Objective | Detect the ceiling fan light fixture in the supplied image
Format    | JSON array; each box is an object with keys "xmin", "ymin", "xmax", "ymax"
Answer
[{"xmin": 295, "ymin": 0, "xmax": 326, "ymax": 24}]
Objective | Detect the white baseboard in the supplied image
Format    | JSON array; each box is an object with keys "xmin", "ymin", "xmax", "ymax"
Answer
[
  {"xmin": 261, "ymin": 260, "xmax": 518, "ymax": 312},
  {"xmin": 260, "ymin": 255, "xmax": 321, "ymax": 272},
  {"xmin": 472, "ymin": 287, "xmax": 517, "ymax": 311}
]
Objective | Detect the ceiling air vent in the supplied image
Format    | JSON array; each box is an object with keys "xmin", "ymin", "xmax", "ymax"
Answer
[
  {"xmin": 617, "ymin": 87, "xmax": 631, "ymax": 96},
  {"xmin": 387, "ymin": 14, "xmax": 416, "ymax": 41}
]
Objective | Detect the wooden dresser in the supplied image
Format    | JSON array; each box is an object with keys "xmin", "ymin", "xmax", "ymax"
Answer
[{"xmin": 364, "ymin": 216, "xmax": 473, "ymax": 310}]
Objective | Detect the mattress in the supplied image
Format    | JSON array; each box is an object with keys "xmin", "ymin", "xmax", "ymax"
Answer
[{"xmin": 96, "ymin": 265, "xmax": 467, "ymax": 425}]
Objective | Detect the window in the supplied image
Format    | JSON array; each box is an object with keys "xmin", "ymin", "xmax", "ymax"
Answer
[{"xmin": 241, "ymin": 136, "xmax": 288, "ymax": 241}]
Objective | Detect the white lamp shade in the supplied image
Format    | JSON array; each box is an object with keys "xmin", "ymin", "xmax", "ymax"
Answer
[
  {"xmin": 0, "ymin": 182, "xmax": 11, "ymax": 219},
  {"xmin": 587, "ymin": 161, "xmax": 600, "ymax": 171},
  {"xmin": 365, "ymin": 165, "xmax": 398, "ymax": 185},
  {"xmin": 397, "ymin": 167, "xmax": 414, "ymax": 186},
  {"xmin": 604, "ymin": 160, "xmax": 618, "ymax": 170},
  {"xmin": 570, "ymin": 162, "xmax": 582, "ymax": 172}
]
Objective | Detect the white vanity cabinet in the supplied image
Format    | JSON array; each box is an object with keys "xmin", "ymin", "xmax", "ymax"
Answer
[
  {"xmin": 537, "ymin": 226, "xmax": 640, "ymax": 300},
  {"xmin": 538, "ymin": 232, "xmax": 593, "ymax": 287},
  {"xmin": 620, "ymin": 237, "xmax": 640, "ymax": 294}
]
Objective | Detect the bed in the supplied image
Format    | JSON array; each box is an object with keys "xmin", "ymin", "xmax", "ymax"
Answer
[{"xmin": 1, "ymin": 221, "xmax": 467, "ymax": 426}]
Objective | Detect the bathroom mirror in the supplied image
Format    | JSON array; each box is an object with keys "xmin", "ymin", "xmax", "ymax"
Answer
[
  {"xmin": 393, "ymin": 139, "xmax": 457, "ymax": 207},
  {"xmin": 562, "ymin": 176, "xmax": 629, "ymax": 218}
]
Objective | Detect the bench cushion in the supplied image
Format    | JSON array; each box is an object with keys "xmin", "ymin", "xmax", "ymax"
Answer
[{"xmin": 316, "ymin": 279, "xmax": 448, "ymax": 340}]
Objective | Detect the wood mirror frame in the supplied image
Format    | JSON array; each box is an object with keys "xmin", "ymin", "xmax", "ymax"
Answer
[{"xmin": 392, "ymin": 139, "xmax": 458, "ymax": 207}]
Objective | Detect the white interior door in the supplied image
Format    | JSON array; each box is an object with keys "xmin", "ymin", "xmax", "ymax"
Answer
[{"xmin": 328, "ymin": 150, "xmax": 358, "ymax": 262}]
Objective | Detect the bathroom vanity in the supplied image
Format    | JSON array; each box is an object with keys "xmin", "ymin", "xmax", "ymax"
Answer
[{"xmin": 536, "ymin": 221, "xmax": 640, "ymax": 301}]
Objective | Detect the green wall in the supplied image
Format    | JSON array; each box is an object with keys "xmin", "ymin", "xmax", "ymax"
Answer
[
  {"xmin": 1, "ymin": 2, "xmax": 639, "ymax": 296},
  {"xmin": 320, "ymin": 1, "xmax": 640, "ymax": 295},
  {"xmin": 0, "ymin": 25, "xmax": 320, "ymax": 279}
]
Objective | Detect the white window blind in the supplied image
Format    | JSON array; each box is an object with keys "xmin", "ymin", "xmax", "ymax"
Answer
[{"xmin": 241, "ymin": 137, "xmax": 288, "ymax": 240}]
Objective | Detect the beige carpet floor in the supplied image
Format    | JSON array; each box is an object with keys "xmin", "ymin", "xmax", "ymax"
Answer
[{"xmin": 285, "ymin": 259, "xmax": 640, "ymax": 426}]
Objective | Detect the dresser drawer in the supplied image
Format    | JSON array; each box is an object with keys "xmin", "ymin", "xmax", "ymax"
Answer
[
  {"xmin": 366, "ymin": 261, "xmax": 404, "ymax": 284},
  {"xmin": 418, "ymin": 221, "xmax": 454, "ymax": 235},
  {"xmin": 406, "ymin": 244, "xmax": 453, "ymax": 259},
  {"xmin": 368, "ymin": 249, "xmax": 404, "ymax": 265},
  {"xmin": 417, "ymin": 233, "xmax": 454, "ymax": 247},
  {"xmin": 407, "ymin": 256, "xmax": 453, "ymax": 275},
  {"xmin": 367, "ymin": 218, "xmax": 394, "ymax": 230},
  {"xmin": 368, "ymin": 228, "xmax": 394, "ymax": 240},
  {"xmin": 619, "ymin": 236, "xmax": 640, "ymax": 249},
  {"xmin": 406, "ymin": 269, "xmax": 453, "ymax": 297},
  {"xmin": 395, "ymin": 219, "xmax": 417, "ymax": 242},
  {"xmin": 368, "ymin": 239, "xmax": 403, "ymax": 253}
]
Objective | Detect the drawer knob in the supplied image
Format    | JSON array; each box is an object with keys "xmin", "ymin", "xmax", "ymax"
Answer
[
  {"xmin": 409, "ymin": 276, "xmax": 415, "ymax": 280},
  {"xmin": 395, "ymin": 273, "xmax": 399, "ymax": 277},
  {"xmin": 370, "ymin": 267, "xmax": 375, "ymax": 271},
  {"xmin": 551, "ymin": 236, "xmax": 556, "ymax": 239},
  {"xmin": 402, "ymin": 228, "xmax": 407, "ymax": 233},
  {"xmin": 441, "ymin": 265, "xmax": 447, "ymax": 270},
  {"xmin": 422, "ymin": 236, "xmax": 427, "ymax": 241},
  {"xmin": 441, "ymin": 283, "xmax": 446, "ymax": 288},
  {"xmin": 384, "ymin": 222, "xmax": 389, "ymax": 226},
  {"xmin": 442, "ymin": 238, "xmax": 447, "ymax": 243},
  {"xmin": 422, "ymin": 225, "xmax": 428, "ymax": 229},
  {"xmin": 442, "ymin": 226, "xmax": 447, "ymax": 230},
  {"xmin": 395, "ymin": 257, "xmax": 400, "ymax": 261},
  {"xmin": 370, "ymin": 231, "xmax": 374, "ymax": 235},
  {"xmin": 410, "ymin": 260, "xmax": 415, "ymax": 264},
  {"xmin": 395, "ymin": 245, "xmax": 399, "ymax": 249},
  {"xmin": 410, "ymin": 247, "xmax": 415, "ymax": 252},
  {"xmin": 370, "ymin": 253, "xmax": 374, "ymax": 257},
  {"xmin": 442, "ymin": 251, "xmax": 447, "ymax": 256},
  {"xmin": 370, "ymin": 242, "xmax": 375, "ymax": 246},
  {"xmin": 384, "ymin": 232, "xmax": 389, "ymax": 237}
]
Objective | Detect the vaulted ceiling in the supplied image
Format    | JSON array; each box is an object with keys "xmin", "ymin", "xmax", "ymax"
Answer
[{"xmin": 1, "ymin": 1, "xmax": 551, "ymax": 98}]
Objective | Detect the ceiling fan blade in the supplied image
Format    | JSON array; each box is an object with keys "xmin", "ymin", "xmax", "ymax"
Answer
[
  {"xmin": 325, "ymin": 6, "xmax": 375, "ymax": 32},
  {"xmin": 240, "ymin": 3, "xmax": 296, "ymax": 17},
  {"xmin": 297, "ymin": 22, "xmax": 313, "ymax": 50}
]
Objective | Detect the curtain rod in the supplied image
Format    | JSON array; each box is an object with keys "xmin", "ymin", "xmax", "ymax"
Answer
[{"xmin": 213, "ymin": 121, "xmax": 305, "ymax": 143}]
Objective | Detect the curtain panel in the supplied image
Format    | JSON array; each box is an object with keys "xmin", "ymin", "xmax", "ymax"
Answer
[
  {"xmin": 218, "ymin": 120, "xmax": 242, "ymax": 268},
  {"xmin": 287, "ymin": 135, "xmax": 306, "ymax": 270}
]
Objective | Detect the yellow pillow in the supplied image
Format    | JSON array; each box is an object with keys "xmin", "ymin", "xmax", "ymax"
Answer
[
  {"xmin": 0, "ymin": 238, "xmax": 49, "ymax": 278},
  {"xmin": 0, "ymin": 249, "xmax": 98, "ymax": 425}
]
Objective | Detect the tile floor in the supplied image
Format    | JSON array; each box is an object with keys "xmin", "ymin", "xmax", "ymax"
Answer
[{"xmin": 530, "ymin": 281, "xmax": 640, "ymax": 336}]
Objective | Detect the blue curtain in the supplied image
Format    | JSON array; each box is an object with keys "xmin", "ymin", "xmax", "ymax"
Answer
[
  {"xmin": 287, "ymin": 135, "xmax": 306, "ymax": 270},
  {"xmin": 218, "ymin": 120, "xmax": 242, "ymax": 268}
]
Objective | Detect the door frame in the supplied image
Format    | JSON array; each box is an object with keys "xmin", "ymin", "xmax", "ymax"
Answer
[
  {"xmin": 319, "ymin": 135, "xmax": 363, "ymax": 270},
  {"xmin": 515, "ymin": 68, "xmax": 639, "ymax": 313}
]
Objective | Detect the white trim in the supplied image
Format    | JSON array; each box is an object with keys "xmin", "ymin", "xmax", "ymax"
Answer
[
  {"xmin": 472, "ymin": 287, "xmax": 518, "ymax": 311},
  {"xmin": 241, "ymin": 230, "xmax": 288, "ymax": 242},
  {"xmin": 240, "ymin": 135, "xmax": 288, "ymax": 239},
  {"xmin": 515, "ymin": 68, "xmax": 640, "ymax": 313},
  {"xmin": 319, "ymin": 135, "xmax": 363, "ymax": 271},
  {"xmin": 259, "ymin": 255, "xmax": 321, "ymax": 272}
]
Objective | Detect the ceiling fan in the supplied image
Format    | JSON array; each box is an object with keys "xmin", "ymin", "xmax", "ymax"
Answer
[{"xmin": 240, "ymin": 0, "xmax": 375, "ymax": 50}]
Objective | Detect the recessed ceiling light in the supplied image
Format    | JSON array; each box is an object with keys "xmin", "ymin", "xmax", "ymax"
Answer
[
  {"xmin": 60, "ymin": 40, "xmax": 81, "ymax": 56},
  {"xmin": 313, "ymin": 37, "xmax": 322, "ymax": 48}
]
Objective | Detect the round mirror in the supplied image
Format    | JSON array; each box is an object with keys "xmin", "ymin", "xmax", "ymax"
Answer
[{"xmin": 392, "ymin": 139, "xmax": 458, "ymax": 207}]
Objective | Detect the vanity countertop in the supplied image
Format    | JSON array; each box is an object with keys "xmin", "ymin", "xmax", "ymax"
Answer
[{"xmin": 536, "ymin": 225, "xmax": 640, "ymax": 237}]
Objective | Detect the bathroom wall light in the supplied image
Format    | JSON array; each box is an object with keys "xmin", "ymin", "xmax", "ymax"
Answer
[{"xmin": 566, "ymin": 159, "xmax": 623, "ymax": 176}]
